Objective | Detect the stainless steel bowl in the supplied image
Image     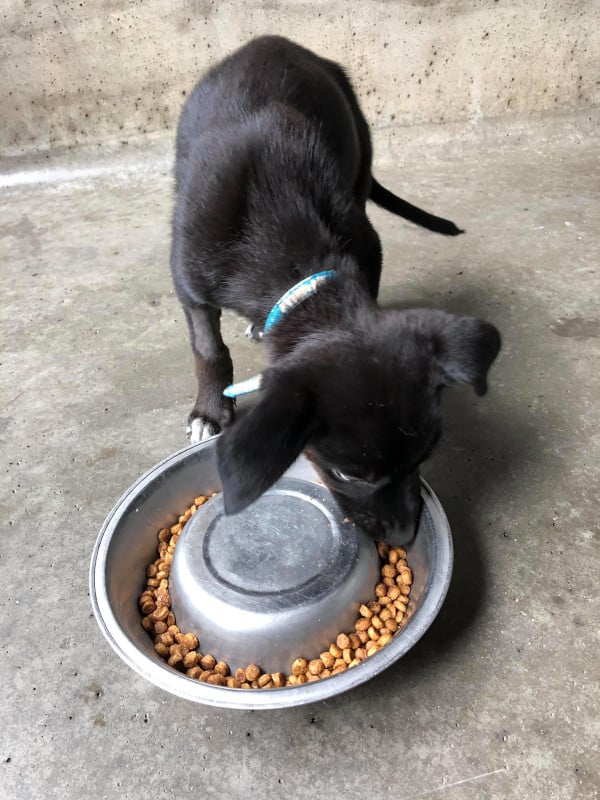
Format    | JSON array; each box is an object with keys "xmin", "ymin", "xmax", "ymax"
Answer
[{"xmin": 90, "ymin": 439, "xmax": 453, "ymax": 710}]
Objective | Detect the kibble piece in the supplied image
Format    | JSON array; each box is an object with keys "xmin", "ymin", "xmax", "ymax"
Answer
[
  {"xmin": 320, "ymin": 669, "xmax": 332, "ymax": 678},
  {"xmin": 385, "ymin": 618, "xmax": 398, "ymax": 633},
  {"xmin": 396, "ymin": 612, "xmax": 405, "ymax": 624},
  {"xmin": 168, "ymin": 651, "xmax": 183, "ymax": 667},
  {"xmin": 182, "ymin": 633, "xmax": 199, "ymax": 650},
  {"xmin": 329, "ymin": 644, "xmax": 342, "ymax": 659},
  {"xmin": 320, "ymin": 652, "xmax": 335, "ymax": 669},
  {"xmin": 258, "ymin": 674, "xmax": 273, "ymax": 688},
  {"xmin": 393, "ymin": 599, "xmax": 407, "ymax": 613},
  {"xmin": 292, "ymin": 658, "xmax": 309, "ymax": 676},
  {"xmin": 342, "ymin": 648, "xmax": 353, "ymax": 664},
  {"xmin": 355, "ymin": 647, "xmax": 367, "ymax": 660},
  {"xmin": 359, "ymin": 604, "xmax": 373, "ymax": 618},
  {"xmin": 214, "ymin": 661, "xmax": 229, "ymax": 677},
  {"xmin": 381, "ymin": 564, "xmax": 396, "ymax": 578},
  {"xmin": 367, "ymin": 601, "xmax": 381, "ymax": 614},
  {"xmin": 334, "ymin": 658, "xmax": 346, "ymax": 669},
  {"xmin": 146, "ymin": 563, "xmax": 158, "ymax": 578},
  {"xmin": 399, "ymin": 569, "xmax": 413, "ymax": 586},
  {"xmin": 200, "ymin": 654, "xmax": 217, "ymax": 671},
  {"xmin": 331, "ymin": 664, "xmax": 346, "ymax": 675},
  {"xmin": 355, "ymin": 617, "xmax": 370, "ymax": 632},
  {"xmin": 166, "ymin": 612, "xmax": 176, "ymax": 627},
  {"xmin": 308, "ymin": 659, "xmax": 324, "ymax": 676},
  {"xmin": 371, "ymin": 615, "xmax": 384, "ymax": 630},
  {"xmin": 158, "ymin": 528, "xmax": 171, "ymax": 542},
  {"xmin": 155, "ymin": 632, "xmax": 174, "ymax": 647},
  {"xmin": 198, "ymin": 670, "xmax": 213, "ymax": 682},
  {"xmin": 151, "ymin": 606, "xmax": 169, "ymax": 622},
  {"xmin": 375, "ymin": 582, "xmax": 387, "ymax": 598},
  {"xmin": 387, "ymin": 585, "xmax": 401, "ymax": 600},
  {"xmin": 271, "ymin": 672, "xmax": 286, "ymax": 687},
  {"xmin": 183, "ymin": 651, "xmax": 198, "ymax": 669},
  {"xmin": 153, "ymin": 620, "xmax": 168, "ymax": 635},
  {"xmin": 141, "ymin": 616, "xmax": 154, "ymax": 632},
  {"xmin": 154, "ymin": 642, "xmax": 169, "ymax": 658},
  {"xmin": 379, "ymin": 595, "xmax": 392, "ymax": 606},
  {"xmin": 170, "ymin": 523, "xmax": 182, "ymax": 535},
  {"xmin": 379, "ymin": 608, "xmax": 392, "ymax": 622},
  {"xmin": 367, "ymin": 626, "xmax": 379, "ymax": 641},
  {"xmin": 366, "ymin": 645, "xmax": 380, "ymax": 657},
  {"xmin": 357, "ymin": 630, "xmax": 369, "ymax": 644},
  {"xmin": 378, "ymin": 632, "xmax": 393, "ymax": 646},
  {"xmin": 146, "ymin": 578, "xmax": 159, "ymax": 588},
  {"xmin": 348, "ymin": 633, "xmax": 361, "ymax": 650},
  {"xmin": 226, "ymin": 677, "xmax": 241, "ymax": 689},
  {"xmin": 187, "ymin": 666, "xmax": 202, "ymax": 679},
  {"xmin": 194, "ymin": 496, "xmax": 207, "ymax": 507},
  {"xmin": 245, "ymin": 664, "xmax": 261, "ymax": 682},
  {"xmin": 399, "ymin": 583, "xmax": 411, "ymax": 596},
  {"xmin": 240, "ymin": 682, "xmax": 251, "ymax": 689},
  {"xmin": 336, "ymin": 633, "xmax": 350, "ymax": 650},
  {"xmin": 140, "ymin": 599, "xmax": 156, "ymax": 615},
  {"xmin": 376, "ymin": 541, "xmax": 390, "ymax": 560},
  {"xmin": 348, "ymin": 658, "xmax": 361, "ymax": 669},
  {"xmin": 295, "ymin": 674, "xmax": 307, "ymax": 685},
  {"xmin": 206, "ymin": 673, "xmax": 227, "ymax": 686},
  {"xmin": 307, "ymin": 673, "xmax": 320, "ymax": 682},
  {"xmin": 234, "ymin": 668, "xmax": 246, "ymax": 683}
]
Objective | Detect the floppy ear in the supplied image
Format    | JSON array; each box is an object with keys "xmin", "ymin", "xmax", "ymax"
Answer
[
  {"xmin": 216, "ymin": 374, "xmax": 314, "ymax": 515},
  {"xmin": 432, "ymin": 312, "xmax": 501, "ymax": 395}
]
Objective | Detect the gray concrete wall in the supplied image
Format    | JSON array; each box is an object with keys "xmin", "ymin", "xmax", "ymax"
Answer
[{"xmin": 2, "ymin": 0, "xmax": 599, "ymax": 155}]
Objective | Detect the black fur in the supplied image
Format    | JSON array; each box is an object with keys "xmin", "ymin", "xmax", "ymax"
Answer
[{"xmin": 170, "ymin": 35, "xmax": 500, "ymax": 543}]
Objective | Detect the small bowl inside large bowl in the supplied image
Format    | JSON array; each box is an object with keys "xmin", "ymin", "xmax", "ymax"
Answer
[{"xmin": 90, "ymin": 438, "xmax": 453, "ymax": 709}]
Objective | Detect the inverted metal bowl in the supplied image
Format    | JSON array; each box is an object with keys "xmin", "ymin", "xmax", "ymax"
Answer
[
  {"xmin": 170, "ymin": 478, "xmax": 379, "ymax": 674},
  {"xmin": 90, "ymin": 439, "xmax": 453, "ymax": 710}
]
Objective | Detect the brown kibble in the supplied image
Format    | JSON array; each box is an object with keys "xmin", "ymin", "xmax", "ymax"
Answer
[
  {"xmin": 320, "ymin": 652, "xmax": 335, "ymax": 669},
  {"xmin": 355, "ymin": 617, "xmax": 370, "ymax": 632},
  {"xmin": 258, "ymin": 674, "xmax": 272, "ymax": 688},
  {"xmin": 383, "ymin": 576, "xmax": 396, "ymax": 587},
  {"xmin": 359, "ymin": 604, "xmax": 373, "ymax": 618},
  {"xmin": 399, "ymin": 569, "xmax": 413, "ymax": 585},
  {"xmin": 187, "ymin": 666, "xmax": 202, "ymax": 679},
  {"xmin": 155, "ymin": 632, "xmax": 175, "ymax": 647},
  {"xmin": 153, "ymin": 620, "xmax": 168, "ymax": 635},
  {"xmin": 366, "ymin": 645, "xmax": 380, "ymax": 657},
  {"xmin": 385, "ymin": 618, "xmax": 399, "ymax": 633},
  {"xmin": 156, "ymin": 588, "xmax": 170, "ymax": 608},
  {"xmin": 379, "ymin": 595, "xmax": 392, "ymax": 606},
  {"xmin": 183, "ymin": 651, "xmax": 198, "ymax": 669},
  {"xmin": 141, "ymin": 615, "xmax": 154, "ymax": 632},
  {"xmin": 307, "ymin": 673, "xmax": 320, "ymax": 682},
  {"xmin": 226, "ymin": 677, "xmax": 241, "ymax": 689},
  {"xmin": 170, "ymin": 523, "xmax": 182, "ymax": 535},
  {"xmin": 166, "ymin": 612, "xmax": 176, "ymax": 627},
  {"xmin": 198, "ymin": 670, "xmax": 213, "ymax": 682},
  {"xmin": 379, "ymin": 608, "xmax": 392, "ymax": 622},
  {"xmin": 271, "ymin": 672, "xmax": 286, "ymax": 687},
  {"xmin": 194, "ymin": 496, "xmax": 207, "ymax": 506},
  {"xmin": 245, "ymin": 664, "xmax": 261, "ymax": 682},
  {"xmin": 308, "ymin": 659, "xmax": 324, "ymax": 676},
  {"xmin": 343, "ymin": 648, "xmax": 353, "ymax": 664},
  {"xmin": 331, "ymin": 665, "xmax": 346, "ymax": 675},
  {"xmin": 214, "ymin": 661, "xmax": 230, "ymax": 677},
  {"xmin": 146, "ymin": 563, "xmax": 158, "ymax": 578},
  {"xmin": 329, "ymin": 644, "xmax": 342, "ymax": 659},
  {"xmin": 334, "ymin": 658, "xmax": 346, "ymax": 669},
  {"xmin": 156, "ymin": 570, "xmax": 168, "ymax": 581},
  {"xmin": 371, "ymin": 615, "xmax": 384, "ymax": 630},
  {"xmin": 294, "ymin": 674, "xmax": 307, "ymax": 685},
  {"xmin": 151, "ymin": 606, "xmax": 168, "ymax": 622},
  {"xmin": 381, "ymin": 564, "xmax": 396, "ymax": 578},
  {"xmin": 240, "ymin": 682, "xmax": 251, "ymax": 689},
  {"xmin": 393, "ymin": 599, "xmax": 407, "ymax": 613},
  {"xmin": 200, "ymin": 654, "xmax": 217, "ymax": 671},
  {"xmin": 357, "ymin": 630, "xmax": 369, "ymax": 644},
  {"xmin": 396, "ymin": 611, "xmax": 405, "ymax": 624},
  {"xmin": 367, "ymin": 626, "xmax": 379, "ymax": 641},
  {"xmin": 376, "ymin": 541, "xmax": 390, "ymax": 560},
  {"xmin": 140, "ymin": 600, "xmax": 156, "ymax": 615},
  {"xmin": 355, "ymin": 647, "xmax": 367, "ymax": 660},
  {"xmin": 399, "ymin": 583, "xmax": 411, "ymax": 596},
  {"xmin": 388, "ymin": 549, "xmax": 400, "ymax": 565},
  {"xmin": 348, "ymin": 633, "xmax": 361, "ymax": 649},
  {"xmin": 182, "ymin": 633, "xmax": 199, "ymax": 650},
  {"xmin": 375, "ymin": 583, "xmax": 387, "ymax": 597},
  {"xmin": 154, "ymin": 642, "xmax": 169, "ymax": 658},
  {"xmin": 387, "ymin": 585, "xmax": 401, "ymax": 600},
  {"xmin": 321, "ymin": 668, "xmax": 331, "ymax": 678},
  {"xmin": 167, "ymin": 625, "xmax": 180, "ymax": 637},
  {"xmin": 292, "ymin": 658, "xmax": 309, "ymax": 676},
  {"xmin": 378, "ymin": 632, "xmax": 393, "ymax": 646},
  {"xmin": 348, "ymin": 658, "xmax": 361, "ymax": 668},
  {"xmin": 336, "ymin": 633, "xmax": 350, "ymax": 650},
  {"xmin": 251, "ymin": 681, "xmax": 260, "ymax": 688},
  {"xmin": 146, "ymin": 577, "xmax": 159, "ymax": 588},
  {"xmin": 168, "ymin": 651, "xmax": 183, "ymax": 667},
  {"xmin": 158, "ymin": 528, "xmax": 170, "ymax": 542},
  {"xmin": 234, "ymin": 668, "xmax": 246, "ymax": 683},
  {"xmin": 206, "ymin": 673, "xmax": 227, "ymax": 686}
]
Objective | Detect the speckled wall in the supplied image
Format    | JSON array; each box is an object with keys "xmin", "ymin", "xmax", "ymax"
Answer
[{"xmin": 2, "ymin": 0, "xmax": 599, "ymax": 154}]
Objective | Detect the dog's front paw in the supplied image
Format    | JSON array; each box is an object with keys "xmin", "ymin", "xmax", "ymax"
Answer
[
  {"xmin": 244, "ymin": 323, "xmax": 264, "ymax": 342},
  {"xmin": 187, "ymin": 417, "xmax": 221, "ymax": 443}
]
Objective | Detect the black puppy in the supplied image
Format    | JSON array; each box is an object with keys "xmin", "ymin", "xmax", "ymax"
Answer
[{"xmin": 170, "ymin": 35, "xmax": 501, "ymax": 543}]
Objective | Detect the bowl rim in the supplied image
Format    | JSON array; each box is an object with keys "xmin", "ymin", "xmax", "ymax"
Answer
[{"xmin": 90, "ymin": 439, "xmax": 453, "ymax": 710}]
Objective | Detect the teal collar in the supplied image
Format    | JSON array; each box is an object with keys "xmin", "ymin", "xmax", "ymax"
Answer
[{"xmin": 223, "ymin": 270, "xmax": 336, "ymax": 399}]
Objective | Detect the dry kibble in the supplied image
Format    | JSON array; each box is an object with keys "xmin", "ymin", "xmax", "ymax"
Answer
[
  {"xmin": 321, "ymin": 669, "xmax": 331, "ymax": 678},
  {"xmin": 194, "ymin": 496, "xmax": 207, "ymax": 507},
  {"xmin": 366, "ymin": 645, "xmax": 380, "ymax": 657},
  {"xmin": 187, "ymin": 666, "xmax": 202, "ymax": 679},
  {"xmin": 367, "ymin": 626, "xmax": 379, "ymax": 641},
  {"xmin": 359, "ymin": 604, "xmax": 373, "ymax": 618},
  {"xmin": 343, "ymin": 648, "xmax": 353, "ymax": 664},
  {"xmin": 348, "ymin": 658, "xmax": 361, "ymax": 668},
  {"xmin": 367, "ymin": 601, "xmax": 381, "ymax": 614},
  {"xmin": 308, "ymin": 659, "xmax": 324, "ymax": 676},
  {"xmin": 271, "ymin": 673, "xmax": 286, "ymax": 687},
  {"xmin": 154, "ymin": 642, "xmax": 169, "ymax": 658},
  {"xmin": 141, "ymin": 616, "xmax": 154, "ymax": 632},
  {"xmin": 387, "ymin": 585, "xmax": 401, "ymax": 600},
  {"xmin": 200, "ymin": 654, "xmax": 217, "ymax": 671},
  {"xmin": 214, "ymin": 661, "xmax": 230, "ymax": 677},
  {"xmin": 146, "ymin": 577, "xmax": 159, "ymax": 588},
  {"xmin": 355, "ymin": 647, "xmax": 367, "ymax": 660},
  {"xmin": 156, "ymin": 632, "xmax": 175, "ymax": 647},
  {"xmin": 348, "ymin": 634, "xmax": 361, "ymax": 650},
  {"xmin": 329, "ymin": 644, "xmax": 342, "ymax": 659},
  {"xmin": 371, "ymin": 615, "xmax": 384, "ymax": 630},
  {"xmin": 151, "ymin": 606, "xmax": 169, "ymax": 622},
  {"xmin": 153, "ymin": 620, "xmax": 168, "ymax": 635},
  {"xmin": 245, "ymin": 664, "xmax": 261, "ymax": 682},
  {"xmin": 182, "ymin": 633, "xmax": 199, "ymax": 650},
  {"xmin": 394, "ymin": 599, "xmax": 407, "ymax": 613},
  {"xmin": 234, "ymin": 668, "xmax": 246, "ymax": 683},
  {"xmin": 381, "ymin": 564, "xmax": 396, "ymax": 578},
  {"xmin": 292, "ymin": 658, "xmax": 309, "ymax": 676},
  {"xmin": 258, "ymin": 674, "xmax": 273, "ymax": 688},
  {"xmin": 140, "ymin": 600, "xmax": 155, "ymax": 615},
  {"xmin": 226, "ymin": 677, "xmax": 241, "ymax": 689},
  {"xmin": 240, "ymin": 682, "xmax": 251, "ymax": 689},
  {"xmin": 183, "ymin": 651, "xmax": 198, "ymax": 669},
  {"xmin": 207, "ymin": 673, "xmax": 227, "ymax": 686},
  {"xmin": 399, "ymin": 583, "xmax": 411, "ymax": 596},
  {"xmin": 382, "ymin": 576, "xmax": 396, "ymax": 588},
  {"xmin": 199, "ymin": 670, "xmax": 213, "ymax": 682},
  {"xmin": 375, "ymin": 582, "xmax": 387, "ymax": 597},
  {"xmin": 376, "ymin": 541, "xmax": 390, "ymax": 560},
  {"xmin": 331, "ymin": 665, "xmax": 346, "ymax": 675},
  {"xmin": 158, "ymin": 528, "xmax": 171, "ymax": 542},
  {"xmin": 357, "ymin": 630, "xmax": 369, "ymax": 644},
  {"xmin": 307, "ymin": 673, "xmax": 320, "ymax": 682},
  {"xmin": 336, "ymin": 633, "xmax": 350, "ymax": 650},
  {"xmin": 146, "ymin": 563, "xmax": 158, "ymax": 578},
  {"xmin": 385, "ymin": 618, "xmax": 398, "ymax": 633},
  {"xmin": 379, "ymin": 595, "xmax": 392, "ymax": 606},
  {"xmin": 378, "ymin": 632, "xmax": 393, "ymax": 646},
  {"xmin": 166, "ymin": 612, "xmax": 176, "ymax": 627},
  {"xmin": 379, "ymin": 608, "xmax": 392, "ymax": 622},
  {"xmin": 355, "ymin": 617, "xmax": 370, "ymax": 632},
  {"xmin": 320, "ymin": 652, "xmax": 335, "ymax": 669}
]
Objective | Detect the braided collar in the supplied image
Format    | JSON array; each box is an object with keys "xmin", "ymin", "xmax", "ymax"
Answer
[{"xmin": 223, "ymin": 270, "xmax": 336, "ymax": 398}]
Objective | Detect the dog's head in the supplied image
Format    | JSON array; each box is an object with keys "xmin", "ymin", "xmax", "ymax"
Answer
[{"xmin": 216, "ymin": 309, "xmax": 501, "ymax": 544}]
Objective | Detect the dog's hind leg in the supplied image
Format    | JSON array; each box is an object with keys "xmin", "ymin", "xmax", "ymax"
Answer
[{"xmin": 183, "ymin": 304, "xmax": 234, "ymax": 443}]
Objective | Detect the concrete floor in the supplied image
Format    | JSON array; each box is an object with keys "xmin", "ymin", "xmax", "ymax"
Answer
[{"xmin": 1, "ymin": 111, "xmax": 599, "ymax": 799}]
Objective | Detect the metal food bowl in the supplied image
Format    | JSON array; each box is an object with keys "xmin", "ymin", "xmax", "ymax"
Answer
[{"xmin": 90, "ymin": 438, "xmax": 453, "ymax": 710}]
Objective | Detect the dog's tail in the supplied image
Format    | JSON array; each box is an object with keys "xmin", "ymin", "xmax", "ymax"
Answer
[{"xmin": 369, "ymin": 177, "xmax": 464, "ymax": 236}]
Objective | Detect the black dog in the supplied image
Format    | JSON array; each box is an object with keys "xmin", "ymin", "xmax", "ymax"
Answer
[{"xmin": 170, "ymin": 35, "xmax": 501, "ymax": 543}]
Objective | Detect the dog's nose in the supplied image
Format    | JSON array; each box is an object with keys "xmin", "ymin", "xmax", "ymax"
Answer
[{"xmin": 380, "ymin": 518, "xmax": 417, "ymax": 547}]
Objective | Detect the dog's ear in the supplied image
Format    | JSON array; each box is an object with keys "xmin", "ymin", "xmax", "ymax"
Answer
[
  {"xmin": 216, "ymin": 373, "xmax": 314, "ymax": 515},
  {"xmin": 430, "ymin": 312, "xmax": 501, "ymax": 395}
]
